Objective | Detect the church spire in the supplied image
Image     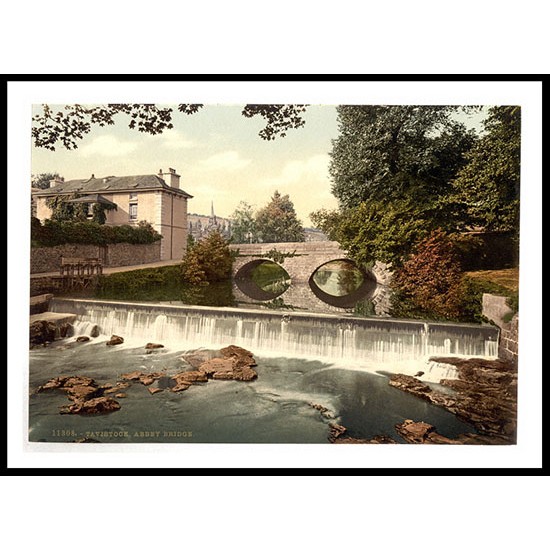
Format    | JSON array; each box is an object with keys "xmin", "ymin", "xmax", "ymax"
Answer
[{"xmin": 210, "ymin": 200, "xmax": 217, "ymax": 225}]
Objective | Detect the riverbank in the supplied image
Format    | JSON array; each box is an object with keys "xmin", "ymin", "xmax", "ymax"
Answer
[{"xmin": 330, "ymin": 356, "xmax": 517, "ymax": 444}]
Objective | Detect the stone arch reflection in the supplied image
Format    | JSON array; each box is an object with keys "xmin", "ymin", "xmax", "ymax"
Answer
[
  {"xmin": 234, "ymin": 260, "xmax": 291, "ymax": 301},
  {"xmin": 308, "ymin": 259, "xmax": 377, "ymax": 308}
]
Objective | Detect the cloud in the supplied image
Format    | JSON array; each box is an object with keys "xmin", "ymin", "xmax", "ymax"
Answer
[
  {"xmin": 160, "ymin": 131, "xmax": 196, "ymax": 150},
  {"xmin": 80, "ymin": 136, "xmax": 138, "ymax": 157},
  {"xmin": 260, "ymin": 154, "xmax": 331, "ymax": 188},
  {"xmin": 199, "ymin": 151, "xmax": 251, "ymax": 171}
]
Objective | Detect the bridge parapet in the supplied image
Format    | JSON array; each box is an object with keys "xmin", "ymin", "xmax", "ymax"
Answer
[{"xmin": 231, "ymin": 241, "xmax": 351, "ymax": 283}]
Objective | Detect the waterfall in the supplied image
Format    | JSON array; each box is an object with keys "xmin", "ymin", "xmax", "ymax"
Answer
[{"xmin": 51, "ymin": 298, "xmax": 499, "ymax": 382}]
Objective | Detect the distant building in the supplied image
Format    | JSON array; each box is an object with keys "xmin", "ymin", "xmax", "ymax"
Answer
[
  {"xmin": 188, "ymin": 202, "xmax": 231, "ymax": 241},
  {"xmin": 304, "ymin": 227, "xmax": 329, "ymax": 242},
  {"xmin": 33, "ymin": 168, "xmax": 192, "ymax": 260}
]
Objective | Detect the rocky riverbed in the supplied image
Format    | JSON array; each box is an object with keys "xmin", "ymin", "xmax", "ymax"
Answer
[
  {"xmin": 329, "ymin": 356, "xmax": 517, "ymax": 444},
  {"xmin": 33, "ymin": 344, "xmax": 259, "ymax": 417}
]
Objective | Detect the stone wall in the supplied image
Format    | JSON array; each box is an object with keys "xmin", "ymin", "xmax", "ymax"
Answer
[
  {"xmin": 104, "ymin": 242, "xmax": 161, "ymax": 268},
  {"xmin": 482, "ymin": 293, "xmax": 518, "ymax": 364},
  {"xmin": 31, "ymin": 242, "xmax": 161, "ymax": 273},
  {"xmin": 231, "ymin": 242, "xmax": 392, "ymax": 285},
  {"xmin": 499, "ymin": 314, "xmax": 519, "ymax": 364}
]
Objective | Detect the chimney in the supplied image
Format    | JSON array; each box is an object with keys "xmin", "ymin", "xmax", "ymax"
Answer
[
  {"xmin": 159, "ymin": 167, "xmax": 180, "ymax": 189},
  {"xmin": 49, "ymin": 176, "xmax": 64, "ymax": 188}
]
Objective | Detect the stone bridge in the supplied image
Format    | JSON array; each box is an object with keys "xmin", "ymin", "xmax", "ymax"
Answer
[{"xmin": 229, "ymin": 241, "xmax": 393, "ymax": 315}]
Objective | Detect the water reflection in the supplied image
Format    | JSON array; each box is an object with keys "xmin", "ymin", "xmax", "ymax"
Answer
[
  {"xmin": 308, "ymin": 260, "xmax": 377, "ymax": 309},
  {"xmin": 235, "ymin": 260, "xmax": 290, "ymax": 300},
  {"xmin": 312, "ymin": 260, "xmax": 364, "ymax": 297}
]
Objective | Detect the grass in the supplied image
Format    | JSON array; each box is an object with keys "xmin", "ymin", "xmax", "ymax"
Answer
[{"xmin": 464, "ymin": 267, "xmax": 519, "ymax": 293}]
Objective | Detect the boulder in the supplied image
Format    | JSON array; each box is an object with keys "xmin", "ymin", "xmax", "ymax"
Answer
[
  {"xmin": 59, "ymin": 323, "xmax": 73, "ymax": 338},
  {"xmin": 395, "ymin": 420, "xmax": 436, "ymax": 443},
  {"xmin": 36, "ymin": 375, "xmax": 122, "ymax": 415},
  {"xmin": 60, "ymin": 397, "xmax": 121, "ymax": 415},
  {"xmin": 106, "ymin": 335, "xmax": 124, "ymax": 346},
  {"xmin": 199, "ymin": 349, "xmax": 258, "ymax": 382},
  {"xmin": 148, "ymin": 387, "xmax": 163, "ymax": 395},
  {"xmin": 90, "ymin": 325, "xmax": 100, "ymax": 338},
  {"xmin": 199, "ymin": 357, "xmax": 234, "ymax": 378},
  {"xmin": 29, "ymin": 320, "xmax": 57, "ymax": 347},
  {"xmin": 390, "ymin": 357, "xmax": 518, "ymax": 442},
  {"xmin": 145, "ymin": 343, "xmax": 164, "ymax": 350},
  {"xmin": 328, "ymin": 423, "xmax": 347, "ymax": 443},
  {"xmin": 389, "ymin": 374, "xmax": 433, "ymax": 400},
  {"xmin": 103, "ymin": 382, "xmax": 130, "ymax": 394},
  {"xmin": 37, "ymin": 375, "xmax": 96, "ymax": 392},
  {"xmin": 309, "ymin": 402, "xmax": 335, "ymax": 419},
  {"xmin": 66, "ymin": 384, "xmax": 100, "ymax": 402},
  {"xmin": 120, "ymin": 371, "xmax": 162, "ymax": 386},
  {"xmin": 172, "ymin": 381, "xmax": 191, "ymax": 392},
  {"xmin": 76, "ymin": 336, "xmax": 90, "ymax": 343},
  {"xmin": 180, "ymin": 350, "xmax": 218, "ymax": 369},
  {"xmin": 121, "ymin": 371, "xmax": 143, "ymax": 381}
]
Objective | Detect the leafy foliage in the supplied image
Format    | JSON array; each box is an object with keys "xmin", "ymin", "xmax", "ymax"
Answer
[
  {"xmin": 32, "ymin": 103, "xmax": 308, "ymax": 150},
  {"xmin": 255, "ymin": 191, "xmax": 305, "ymax": 243},
  {"xmin": 241, "ymin": 104, "xmax": 308, "ymax": 140},
  {"xmin": 311, "ymin": 199, "xmax": 434, "ymax": 267},
  {"xmin": 449, "ymin": 106, "xmax": 521, "ymax": 232},
  {"xmin": 46, "ymin": 194, "xmax": 88, "ymax": 222},
  {"xmin": 310, "ymin": 105, "xmax": 483, "ymax": 271},
  {"xmin": 257, "ymin": 248, "xmax": 299, "ymax": 264},
  {"xmin": 229, "ymin": 201, "xmax": 259, "ymax": 244},
  {"xmin": 31, "ymin": 172, "xmax": 60, "ymax": 190},
  {"xmin": 181, "ymin": 230, "xmax": 233, "ymax": 284},
  {"xmin": 31, "ymin": 218, "xmax": 161, "ymax": 247},
  {"xmin": 45, "ymin": 194, "xmax": 116, "ymax": 225},
  {"xmin": 390, "ymin": 230, "xmax": 466, "ymax": 320},
  {"xmin": 329, "ymin": 105, "xmax": 477, "ymax": 209},
  {"xmin": 95, "ymin": 265, "xmax": 235, "ymax": 306}
]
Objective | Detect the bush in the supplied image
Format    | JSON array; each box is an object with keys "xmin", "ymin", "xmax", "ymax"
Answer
[
  {"xmin": 391, "ymin": 229, "xmax": 518, "ymax": 323},
  {"xmin": 181, "ymin": 231, "xmax": 233, "ymax": 284},
  {"xmin": 391, "ymin": 229, "xmax": 466, "ymax": 321},
  {"xmin": 31, "ymin": 218, "xmax": 162, "ymax": 247}
]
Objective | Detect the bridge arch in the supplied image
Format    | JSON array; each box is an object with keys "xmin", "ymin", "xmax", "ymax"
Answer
[
  {"xmin": 230, "ymin": 242, "xmax": 393, "ymax": 315},
  {"xmin": 234, "ymin": 259, "xmax": 290, "ymax": 301},
  {"xmin": 308, "ymin": 258, "xmax": 378, "ymax": 308}
]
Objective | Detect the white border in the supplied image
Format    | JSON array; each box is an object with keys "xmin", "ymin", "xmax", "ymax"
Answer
[{"xmin": 8, "ymin": 79, "xmax": 542, "ymax": 469}]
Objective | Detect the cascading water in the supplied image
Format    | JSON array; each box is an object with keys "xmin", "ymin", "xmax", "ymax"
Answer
[{"xmin": 50, "ymin": 298, "xmax": 499, "ymax": 383}]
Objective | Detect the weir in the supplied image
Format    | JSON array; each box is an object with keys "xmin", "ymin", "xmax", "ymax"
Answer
[{"xmin": 50, "ymin": 298, "xmax": 500, "ymax": 380}]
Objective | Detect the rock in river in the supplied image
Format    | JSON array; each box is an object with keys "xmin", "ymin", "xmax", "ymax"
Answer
[
  {"xmin": 106, "ymin": 334, "xmax": 124, "ymax": 346},
  {"xmin": 60, "ymin": 397, "xmax": 121, "ymax": 415}
]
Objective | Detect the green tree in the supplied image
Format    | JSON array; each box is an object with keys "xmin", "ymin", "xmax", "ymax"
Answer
[
  {"xmin": 181, "ymin": 230, "xmax": 233, "ymax": 284},
  {"xmin": 229, "ymin": 201, "xmax": 259, "ymax": 243},
  {"xmin": 329, "ymin": 105, "xmax": 476, "ymax": 209},
  {"xmin": 32, "ymin": 104, "xmax": 308, "ymax": 150},
  {"xmin": 449, "ymin": 106, "xmax": 521, "ymax": 232},
  {"xmin": 31, "ymin": 172, "xmax": 60, "ymax": 190},
  {"xmin": 311, "ymin": 105, "xmax": 480, "ymax": 268},
  {"xmin": 255, "ymin": 191, "xmax": 305, "ymax": 243},
  {"xmin": 311, "ymin": 199, "xmax": 435, "ymax": 267}
]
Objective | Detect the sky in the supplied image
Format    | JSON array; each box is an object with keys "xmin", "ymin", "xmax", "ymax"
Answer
[{"xmin": 31, "ymin": 104, "xmax": 342, "ymax": 225}]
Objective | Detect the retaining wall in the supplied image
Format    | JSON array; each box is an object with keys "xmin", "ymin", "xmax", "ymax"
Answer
[{"xmin": 31, "ymin": 242, "xmax": 161, "ymax": 274}]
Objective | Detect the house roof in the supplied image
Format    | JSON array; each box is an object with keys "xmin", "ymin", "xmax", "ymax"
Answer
[
  {"xmin": 33, "ymin": 174, "xmax": 193, "ymax": 199},
  {"xmin": 67, "ymin": 194, "xmax": 118, "ymax": 207}
]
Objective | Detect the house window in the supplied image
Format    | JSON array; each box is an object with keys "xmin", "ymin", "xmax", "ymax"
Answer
[
  {"xmin": 129, "ymin": 203, "xmax": 138, "ymax": 220},
  {"xmin": 87, "ymin": 203, "xmax": 94, "ymax": 218}
]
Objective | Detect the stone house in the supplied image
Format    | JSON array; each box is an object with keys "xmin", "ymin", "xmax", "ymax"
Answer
[{"xmin": 33, "ymin": 168, "xmax": 192, "ymax": 261}]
